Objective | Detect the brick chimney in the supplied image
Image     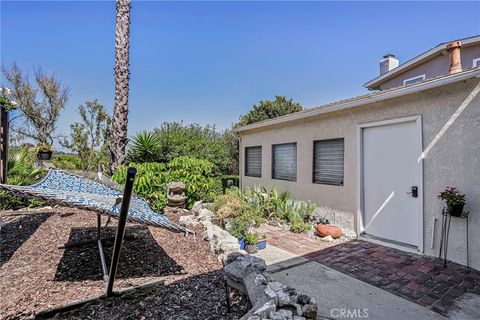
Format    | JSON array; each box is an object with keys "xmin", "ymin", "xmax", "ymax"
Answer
[
  {"xmin": 447, "ymin": 41, "xmax": 462, "ymax": 75},
  {"xmin": 380, "ymin": 54, "xmax": 399, "ymax": 76}
]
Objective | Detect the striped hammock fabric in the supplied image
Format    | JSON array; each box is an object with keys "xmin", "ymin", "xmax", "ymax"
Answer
[{"xmin": 0, "ymin": 169, "xmax": 192, "ymax": 234}]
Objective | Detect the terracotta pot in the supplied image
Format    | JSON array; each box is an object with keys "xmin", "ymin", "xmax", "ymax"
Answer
[{"xmin": 316, "ymin": 224, "xmax": 342, "ymax": 239}]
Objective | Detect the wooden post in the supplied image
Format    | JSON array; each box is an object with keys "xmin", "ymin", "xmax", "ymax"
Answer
[{"xmin": 0, "ymin": 105, "xmax": 8, "ymax": 184}]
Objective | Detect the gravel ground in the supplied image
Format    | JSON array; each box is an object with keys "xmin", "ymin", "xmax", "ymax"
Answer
[{"xmin": 0, "ymin": 207, "xmax": 249, "ymax": 319}]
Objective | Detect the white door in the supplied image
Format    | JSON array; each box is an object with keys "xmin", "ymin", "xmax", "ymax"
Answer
[{"xmin": 361, "ymin": 117, "xmax": 422, "ymax": 248}]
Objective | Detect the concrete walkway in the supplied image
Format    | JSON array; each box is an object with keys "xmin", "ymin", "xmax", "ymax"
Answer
[{"xmin": 254, "ymin": 245, "xmax": 447, "ymax": 320}]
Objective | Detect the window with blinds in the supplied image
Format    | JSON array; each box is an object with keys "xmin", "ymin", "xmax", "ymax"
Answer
[
  {"xmin": 245, "ymin": 146, "xmax": 262, "ymax": 177},
  {"xmin": 272, "ymin": 143, "xmax": 297, "ymax": 181},
  {"xmin": 313, "ymin": 138, "xmax": 344, "ymax": 186}
]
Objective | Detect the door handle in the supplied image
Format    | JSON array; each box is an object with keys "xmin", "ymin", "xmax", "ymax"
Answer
[{"xmin": 407, "ymin": 186, "xmax": 418, "ymax": 198}]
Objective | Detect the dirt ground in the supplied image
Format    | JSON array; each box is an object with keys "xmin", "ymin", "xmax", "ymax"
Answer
[{"xmin": 0, "ymin": 207, "xmax": 249, "ymax": 319}]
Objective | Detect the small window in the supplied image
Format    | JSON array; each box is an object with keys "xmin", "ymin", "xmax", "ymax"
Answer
[
  {"xmin": 245, "ymin": 146, "xmax": 262, "ymax": 177},
  {"xmin": 313, "ymin": 138, "xmax": 344, "ymax": 186},
  {"xmin": 272, "ymin": 143, "xmax": 297, "ymax": 181},
  {"xmin": 403, "ymin": 74, "xmax": 426, "ymax": 85},
  {"xmin": 473, "ymin": 58, "xmax": 480, "ymax": 68}
]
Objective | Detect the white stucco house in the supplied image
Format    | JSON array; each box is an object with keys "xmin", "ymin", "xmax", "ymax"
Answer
[{"xmin": 236, "ymin": 36, "xmax": 480, "ymax": 270}]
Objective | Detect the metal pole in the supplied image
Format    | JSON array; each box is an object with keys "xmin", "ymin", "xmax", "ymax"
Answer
[{"xmin": 106, "ymin": 167, "xmax": 136, "ymax": 296}]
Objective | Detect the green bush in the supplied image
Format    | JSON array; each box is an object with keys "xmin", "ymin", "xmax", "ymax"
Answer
[
  {"xmin": 0, "ymin": 149, "xmax": 47, "ymax": 210},
  {"xmin": 219, "ymin": 184, "xmax": 316, "ymax": 234},
  {"xmin": 127, "ymin": 122, "xmax": 237, "ymax": 175},
  {"xmin": 52, "ymin": 154, "xmax": 84, "ymax": 170},
  {"xmin": 112, "ymin": 156, "xmax": 218, "ymax": 210}
]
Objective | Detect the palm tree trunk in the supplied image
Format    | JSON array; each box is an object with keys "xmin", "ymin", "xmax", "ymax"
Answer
[{"xmin": 110, "ymin": 0, "xmax": 131, "ymax": 174}]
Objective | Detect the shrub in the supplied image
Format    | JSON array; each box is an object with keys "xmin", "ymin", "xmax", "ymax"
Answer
[
  {"xmin": 0, "ymin": 149, "xmax": 47, "ymax": 210},
  {"xmin": 126, "ymin": 122, "xmax": 236, "ymax": 175},
  {"xmin": 230, "ymin": 184, "xmax": 316, "ymax": 233},
  {"xmin": 214, "ymin": 194, "xmax": 243, "ymax": 219},
  {"xmin": 227, "ymin": 208, "xmax": 264, "ymax": 239},
  {"xmin": 112, "ymin": 156, "xmax": 218, "ymax": 210},
  {"xmin": 52, "ymin": 154, "xmax": 84, "ymax": 170}
]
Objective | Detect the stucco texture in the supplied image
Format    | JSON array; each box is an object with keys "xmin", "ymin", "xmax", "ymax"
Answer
[{"xmin": 240, "ymin": 78, "xmax": 480, "ymax": 270}]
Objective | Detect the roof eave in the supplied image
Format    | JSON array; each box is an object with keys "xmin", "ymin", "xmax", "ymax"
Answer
[{"xmin": 236, "ymin": 68, "xmax": 480, "ymax": 133}]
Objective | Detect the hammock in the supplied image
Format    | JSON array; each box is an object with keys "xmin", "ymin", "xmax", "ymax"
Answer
[{"xmin": 0, "ymin": 169, "xmax": 192, "ymax": 234}]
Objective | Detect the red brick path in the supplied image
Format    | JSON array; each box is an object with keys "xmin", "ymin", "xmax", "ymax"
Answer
[
  {"xmin": 257, "ymin": 224, "xmax": 480, "ymax": 315},
  {"xmin": 254, "ymin": 224, "xmax": 337, "ymax": 255}
]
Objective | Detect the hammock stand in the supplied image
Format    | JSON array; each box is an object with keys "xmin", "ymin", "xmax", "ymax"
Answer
[{"xmin": 0, "ymin": 167, "xmax": 194, "ymax": 318}]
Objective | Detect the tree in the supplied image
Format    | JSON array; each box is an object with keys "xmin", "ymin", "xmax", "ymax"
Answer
[
  {"xmin": 110, "ymin": 0, "xmax": 132, "ymax": 174},
  {"xmin": 238, "ymin": 96, "xmax": 303, "ymax": 126},
  {"xmin": 2, "ymin": 63, "xmax": 69, "ymax": 146},
  {"xmin": 62, "ymin": 100, "xmax": 111, "ymax": 171},
  {"xmin": 127, "ymin": 122, "xmax": 235, "ymax": 175}
]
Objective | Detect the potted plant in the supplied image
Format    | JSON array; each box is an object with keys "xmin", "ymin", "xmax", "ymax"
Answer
[
  {"xmin": 243, "ymin": 233, "xmax": 259, "ymax": 254},
  {"xmin": 315, "ymin": 216, "xmax": 342, "ymax": 239},
  {"xmin": 438, "ymin": 186, "xmax": 465, "ymax": 217},
  {"xmin": 32, "ymin": 143, "xmax": 55, "ymax": 161}
]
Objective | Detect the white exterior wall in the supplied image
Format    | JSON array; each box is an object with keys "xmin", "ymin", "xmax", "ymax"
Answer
[{"xmin": 240, "ymin": 78, "xmax": 480, "ymax": 270}]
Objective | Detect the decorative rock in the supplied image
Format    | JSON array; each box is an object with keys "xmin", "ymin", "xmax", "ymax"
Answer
[
  {"xmin": 320, "ymin": 235, "xmax": 334, "ymax": 242},
  {"xmin": 297, "ymin": 294, "xmax": 310, "ymax": 305},
  {"xmin": 198, "ymin": 208, "xmax": 214, "ymax": 221},
  {"xmin": 191, "ymin": 201, "xmax": 203, "ymax": 215},
  {"xmin": 316, "ymin": 224, "xmax": 342, "ymax": 239},
  {"xmin": 273, "ymin": 309, "xmax": 293, "ymax": 320},
  {"xmin": 277, "ymin": 291, "xmax": 292, "ymax": 307},
  {"xmin": 301, "ymin": 301, "xmax": 318, "ymax": 319},
  {"xmin": 178, "ymin": 215, "xmax": 198, "ymax": 227},
  {"xmin": 252, "ymin": 300, "xmax": 277, "ymax": 318},
  {"xmin": 255, "ymin": 274, "xmax": 267, "ymax": 286}
]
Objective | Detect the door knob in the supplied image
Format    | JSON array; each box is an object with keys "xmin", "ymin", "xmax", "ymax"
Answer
[{"xmin": 407, "ymin": 186, "xmax": 418, "ymax": 198}]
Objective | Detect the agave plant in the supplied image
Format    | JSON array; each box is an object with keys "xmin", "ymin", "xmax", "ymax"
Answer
[{"xmin": 126, "ymin": 130, "xmax": 161, "ymax": 163}]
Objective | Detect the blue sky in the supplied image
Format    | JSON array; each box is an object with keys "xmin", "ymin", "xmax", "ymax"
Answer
[{"xmin": 1, "ymin": 1, "xmax": 479, "ymax": 140}]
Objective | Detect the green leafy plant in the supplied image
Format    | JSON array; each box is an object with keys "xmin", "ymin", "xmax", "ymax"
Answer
[
  {"xmin": 52, "ymin": 154, "xmax": 84, "ymax": 170},
  {"xmin": 438, "ymin": 187, "xmax": 465, "ymax": 206},
  {"xmin": 30, "ymin": 143, "xmax": 55, "ymax": 153},
  {"xmin": 112, "ymin": 156, "xmax": 218, "ymax": 210},
  {"xmin": 0, "ymin": 87, "xmax": 17, "ymax": 111},
  {"xmin": 126, "ymin": 122, "xmax": 237, "ymax": 176},
  {"xmin": 0, "ymin": 149, "xmax": 47, "ymax": 210},
  {"xmin": 244, "ymin": 232, "xmax": 259, "ymax": 245},
  {"xmin": 227, "ymin": 208, "xmax": 264, "ymax": 239}
]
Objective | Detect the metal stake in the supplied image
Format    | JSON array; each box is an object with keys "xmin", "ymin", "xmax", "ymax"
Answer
[{"xmin": 106, "ymin": 167, "xmax": 136, "ymax": 296}]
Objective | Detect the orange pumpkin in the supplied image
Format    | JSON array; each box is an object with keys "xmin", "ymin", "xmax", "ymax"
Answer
[{"xmin": 316, "ymin": 224, "xmax": 342, "ymax": 239}]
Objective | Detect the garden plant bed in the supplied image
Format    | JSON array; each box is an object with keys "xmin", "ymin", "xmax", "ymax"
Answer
[{"xmin": 0, "ymin": 207, "xmax": 249, "ymax": 319}]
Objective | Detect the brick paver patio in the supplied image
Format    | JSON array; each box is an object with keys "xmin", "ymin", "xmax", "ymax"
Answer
[{"xmin": 257, "ymin": 224, "xmax": 480, "ymax": 315}]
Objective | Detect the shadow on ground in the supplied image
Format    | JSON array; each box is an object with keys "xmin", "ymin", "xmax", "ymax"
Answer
[
  {"xmin": 50, "ymin": 270, "xmax": 249, "ymax": 319},
  {"xmin": 55, "ymin": 225, "xmax": 184, "ymax": 281},
  {"xmin": 0, "ymin": 212, "xmax": 52, "ymax": 267}
]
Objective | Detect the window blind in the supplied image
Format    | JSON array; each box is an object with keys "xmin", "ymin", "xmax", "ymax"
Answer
[
  {"xmin": 313, "ymin": 138, "xmax": 344, "ymax": 186},
  {"xmin": 272, "ymin": 143, "xmax": 297, "ymax": 181},
  {"xmin": 245, "ymin": 146, "xmax": 262, "ymax": 177}
]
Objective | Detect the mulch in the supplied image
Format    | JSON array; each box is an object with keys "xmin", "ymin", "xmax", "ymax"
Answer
[{"xmin": 0, "ymin": 207, "xmax": 249, "ymax": 319}]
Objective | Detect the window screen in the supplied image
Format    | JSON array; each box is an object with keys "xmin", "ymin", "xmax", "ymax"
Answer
[
  {"xmin": 313, "ymin": 138, "xmax": 344, "ymax": 186},
  {"xmin": 272, "ymin": 143, "xmax": 297, "ymax": 181},
  {"xmin": 245, "ymin": 146, "xmax": 262, "ymax": 177}
]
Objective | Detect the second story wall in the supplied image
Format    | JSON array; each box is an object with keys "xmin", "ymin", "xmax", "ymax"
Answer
[{"xmin": 379, "ymin": 44, "xmax": 480, "ymax": 90}]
